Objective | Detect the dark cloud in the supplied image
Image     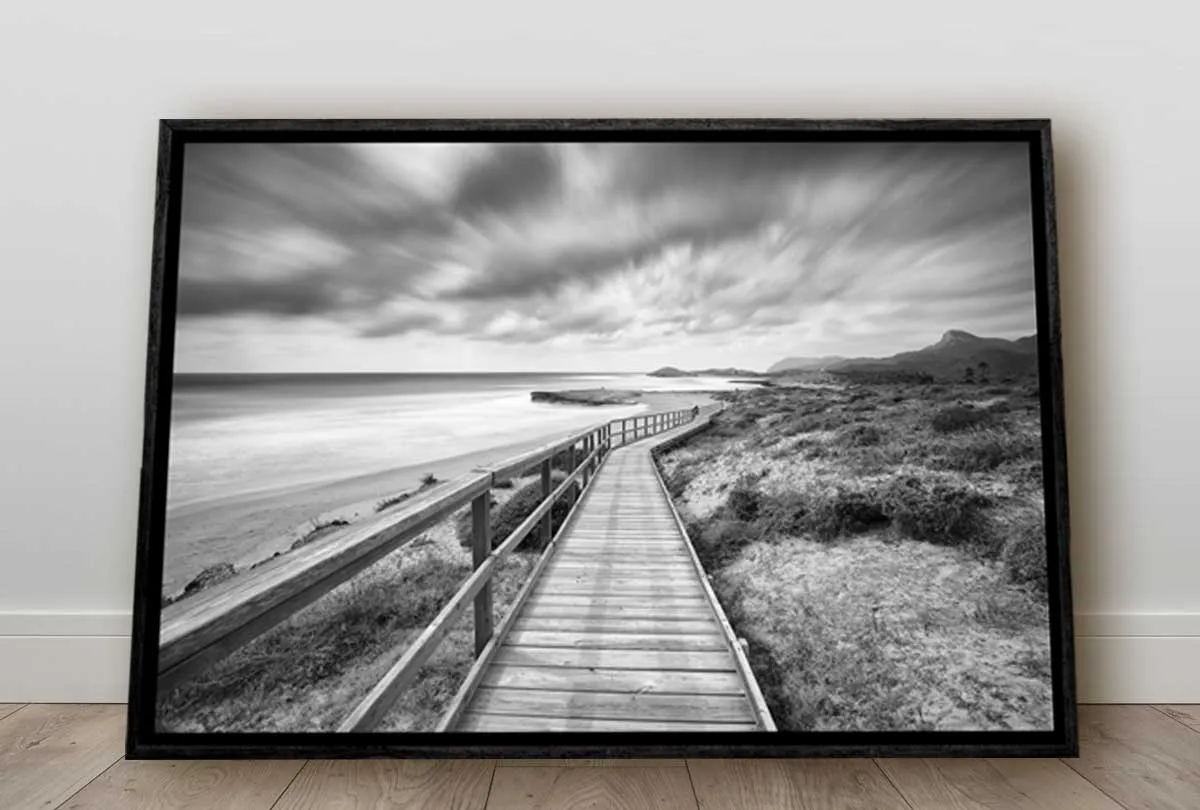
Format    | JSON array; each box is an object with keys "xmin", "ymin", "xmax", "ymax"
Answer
[
  {"xmin": 357, "ymin": 310, "xmax": 448, "ymax": 338},
  {"xmin": 451, "ymin": 144, "xmax": 562, "ymax": 215},
  {"xmin": 176, "ymin": 272, "xmax": 348, "ymax": 318}
]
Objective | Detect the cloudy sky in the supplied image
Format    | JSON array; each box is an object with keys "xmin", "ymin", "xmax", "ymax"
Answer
[{"xmin": 175, "ymin": 140, "xmax": 1037, "ymax": 373}]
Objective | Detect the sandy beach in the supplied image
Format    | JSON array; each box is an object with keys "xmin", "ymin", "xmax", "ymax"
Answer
[{"xmin": 162, "ymin": 390, "xmax": 715, "ymax": 596}]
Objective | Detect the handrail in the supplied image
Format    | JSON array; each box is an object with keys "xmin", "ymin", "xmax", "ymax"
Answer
[{"xmin": 157, "ymin": 404, "xmax": 700, "ymax": 727}]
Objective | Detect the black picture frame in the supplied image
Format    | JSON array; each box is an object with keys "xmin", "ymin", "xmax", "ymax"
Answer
[{"xmin": 127, "ymin": 118, "xmax": 1075, "ymax": 759}]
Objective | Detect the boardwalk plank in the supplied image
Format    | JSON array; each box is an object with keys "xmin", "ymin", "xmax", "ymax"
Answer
[
  {"xmin": 470, "ymin": 687, "xmax": 754, "ymax": 723},
  {"xmin": 521, "ymin": 606, "xmax": 716, "ymax": 621},
  {"xmin": 515, "ymin": 617, "xmax": 717, "ymax": 635},
  {"xmin": 494, "ymin": 645, "xmax": 736, "ymax": 672},
  {"xmin": 506, "ymin": 630, "xmax": 727, "ymax": 651},
  {"xmin": 524, "ymin": 594, "xmax": 707, "ymax": 609},
  {"xmin": 481, "ymin": 666, "xmax": 746, "ymax": 695},
  {"xmin": 460, "ymin": 713, "xmax": 757, "ymax": 733}
]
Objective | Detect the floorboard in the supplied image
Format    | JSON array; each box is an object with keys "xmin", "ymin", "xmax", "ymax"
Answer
[
  {"xmin": 1157, "ymin": 704, "xmax": 1200, "ymax": 731},
  {"xmin": 61, "ymin": 758, "xmax": 303, "ymax": 809},
  {"xmin": 879, "ymin": 757, "xmax": 1126, "ymax": 809},
  {"xmin": 271, "ymin": 759, "xmax": 495, "ymax": 810},
  {"xmin": 0, "ymin": 703, "xmax": 24, "ymax": 721},
  {"xmin": 687, "ymin": 759, "xmax": 910, "ymax": 809},
  {"xmin": 0, "ymin": 704, "xmax": 125, "ymax": 810},
  {"xmin": 1065, "ymin": 705, "xmax": 1200, "ymax": 810},
  {"xmin": 486, "ymin": 764, "xmax": 698, "ymax": 809}
]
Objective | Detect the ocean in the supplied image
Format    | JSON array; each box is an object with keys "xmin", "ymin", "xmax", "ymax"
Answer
[{"xmin": 167, "ymin": 372, "xmax": 745, "ymax": 510}]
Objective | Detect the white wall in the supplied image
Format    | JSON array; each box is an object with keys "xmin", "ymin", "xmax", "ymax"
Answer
[{"xmin": 1, "ymin": 1, "xmax": 1196, "ymax": 702}]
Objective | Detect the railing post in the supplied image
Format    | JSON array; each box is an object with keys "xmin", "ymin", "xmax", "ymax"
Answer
[
  {"xmin": 471, "ymin": 491, "xmax": 492, "ymax": 656},
  {"xmin": 566, "ymin": 441, "xmax": 577, "ymax": 508},
  {"xmin": 540, "ymin": 458, "xmax": 552, "ymax": 547}
]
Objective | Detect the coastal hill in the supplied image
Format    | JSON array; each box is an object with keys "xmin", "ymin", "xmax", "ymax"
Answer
[
  {"xmin": 773, "ymin": 330, "xmax": 1037, "ymax": 381},
  {"xmin": 649, "ymin": 366, "xmax": 760, "ymax": 378},
  {"xmin": 767, "ymin": 355, "xmax": 847, "ymax": 373}
]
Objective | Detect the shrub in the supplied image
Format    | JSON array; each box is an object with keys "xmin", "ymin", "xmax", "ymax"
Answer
[
  {"xmin": 665, "ymin": 466, "xmax": 695, "ymax": 498},
  {"xmin": 806, "ymin": 489, "xmax": 889, "ymax": 540},
  {"xmin": 420, "ymin": 473, "xmax": 439, "ymax": 487},
  {"xmin": 943, "ymin": 430, "xmax": 1039, "ymax": 472},
  {"xmin": 754, "ymin": 491, "xmax": 811, "ymax": 537},
  {"xmin": 985, "ymin": 386, "xmax": 1014, "ymax": 396},
  {"xmin": 708, "ymin": 416, "xmax": 748, "ymax": 439},
  {"xmin": 876, "ymin": 475, "xmax": 992, "ymax": 547},
  {"xmin": 172, "ymin": 566, "xmax": 237, "ymax": 604},
  {"xmin": 838, "ymin": 423, "xmax": 884, "ymax": 447},
  {"xmin": 930, "ymin": 405, "xmax": 994, "ymax": 433},
  {"xmin": 690, "ymin": 518, "xmax": 761, "ymax": 568},
  {"xmin": 1002, "ymin": 516, "xmax": 1048, "ymax": 592},
  {"xmin": 291, "ymin": 518, "xmax": 351, "ymax": 549},
  {"xmin": 456, "ymin": 473, "xmax": 570, "ymax": 552},
  {"xmin": 725, "ymin": 483, "xmax": 762, "ymax": 522},
  {"xmin": 376, "ymin": 492, "xmax": 412, "ymax": 512},
  {"xmin": 985, "ymin": 399, "xmax": 1012, "ymax": 414}
]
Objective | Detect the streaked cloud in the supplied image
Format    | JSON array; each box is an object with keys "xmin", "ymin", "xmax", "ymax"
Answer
[{"xmin": 175, "ymin": 140, "xmax": 1037, "ymax": 371}]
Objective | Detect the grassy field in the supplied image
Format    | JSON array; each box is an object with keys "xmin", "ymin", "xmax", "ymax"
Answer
[
  {"xmin": 657, "ymin": 378, "xmax": 1053, "ymax": 731},
  {"xmin": 157, "ymin": 472, "xmax": 559, "ymax": 733}
]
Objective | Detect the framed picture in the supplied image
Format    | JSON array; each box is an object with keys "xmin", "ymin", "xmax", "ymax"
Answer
[{"xmin": 127, "ymin": 119, "xmax": 1075, "ymax": 758}]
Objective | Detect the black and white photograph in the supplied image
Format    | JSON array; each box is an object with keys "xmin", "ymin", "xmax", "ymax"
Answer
[{"xmin": 133, "ymin": 123, "xmax": 1071, "ymax": 751}]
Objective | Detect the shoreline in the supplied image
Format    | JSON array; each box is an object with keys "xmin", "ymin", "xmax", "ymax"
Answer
[{"xmin": 162, "ymin": 389, "xmax": 715, "ymax": 595}]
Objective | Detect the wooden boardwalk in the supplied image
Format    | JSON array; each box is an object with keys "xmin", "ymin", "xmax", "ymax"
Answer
[{"xmin": 453, "ymin": 425, "xmax": 775, "ymax": 732}]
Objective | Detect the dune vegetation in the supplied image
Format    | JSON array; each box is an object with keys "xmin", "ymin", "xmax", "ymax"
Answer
[{"xmin": 657, "ymin": 378, "xmax": 1053, "ymax": 731}]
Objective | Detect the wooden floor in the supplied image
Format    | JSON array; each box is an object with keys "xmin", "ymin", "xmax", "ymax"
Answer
[
  {"xmin": 456, "ymin": 437, "xmax": 771, "ymax": 732},
  {"xmin": 2, "ymin": 704, "xmax": 1199, "ymax": 809}
]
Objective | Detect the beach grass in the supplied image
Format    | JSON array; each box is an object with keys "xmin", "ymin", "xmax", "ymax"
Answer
[{"xmin": 658, "ymin": 379, "xmax": 1053, "ymax": 731}]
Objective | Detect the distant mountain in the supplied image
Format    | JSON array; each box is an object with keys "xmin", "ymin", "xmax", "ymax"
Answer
[
  {"xmin": 767, "ymin": 355, "xmax": 847, "ymax": 374},
  {"xmin": 649, "ymin": 366, "xmax": 761, "ymax": 378},
  {"xmin": 771, "ymin": 331, "xmax": 1038, "ymax": 382}
]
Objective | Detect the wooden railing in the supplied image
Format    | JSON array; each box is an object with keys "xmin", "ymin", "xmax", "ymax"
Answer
[{"xmin": 157, "ymin": 405, "xmax": 699, "ymax": 730}]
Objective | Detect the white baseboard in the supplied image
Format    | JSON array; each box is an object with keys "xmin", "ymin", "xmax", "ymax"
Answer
[
  {"xmin": 0, "ymin": 635, "xmax": 131, "ymax": 703},
  {"xmin": 1, "ymin": 611, "xmax": 1197, "ymax": 704}
]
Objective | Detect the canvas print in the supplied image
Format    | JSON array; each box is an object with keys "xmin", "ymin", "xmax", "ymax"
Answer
[{"xmin": 149, "ymin": 135, "xmax": 1060, "ymax": 739}]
